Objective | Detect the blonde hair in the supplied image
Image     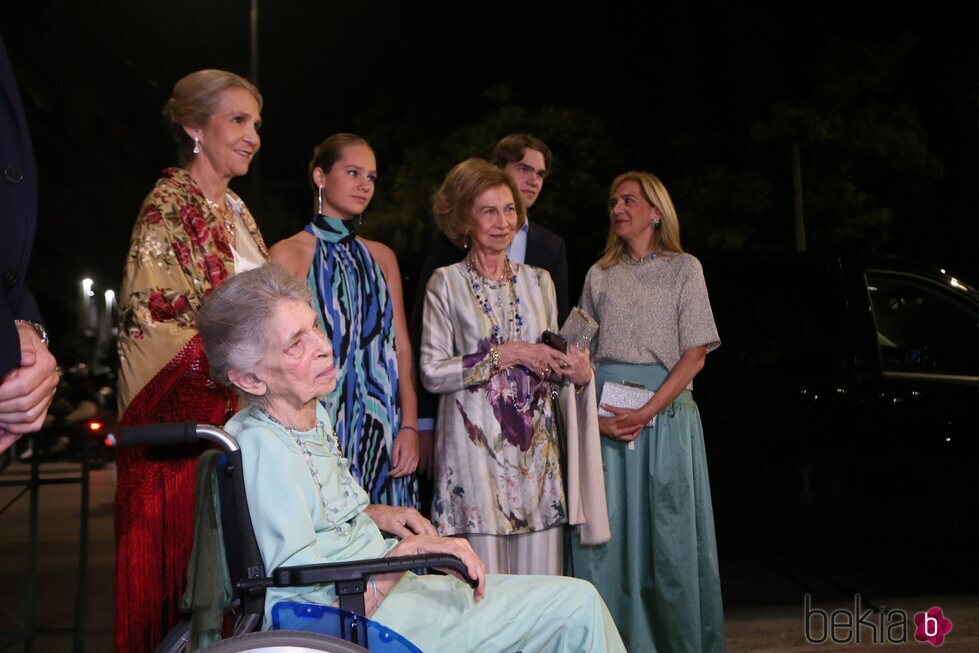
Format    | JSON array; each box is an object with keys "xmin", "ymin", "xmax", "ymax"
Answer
[
  {"xmin": 596, "ymin": 171, "xmax": 683, "ymax": 270},
  {"xmin": 162, "ymin": 69, "xmax": 263, "ymax": 165},
  {"xmin": 432, "ymin": 158, "xmax": 526, "ymax": 248}
]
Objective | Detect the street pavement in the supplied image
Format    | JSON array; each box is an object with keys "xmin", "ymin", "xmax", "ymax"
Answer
[
  {"xmin": 1, "ymin": 460, "xmax": 975, "ymax": 652},
  {"xmin": 0, "ymin": 461, "xmax": 114, "ymax": 652}
]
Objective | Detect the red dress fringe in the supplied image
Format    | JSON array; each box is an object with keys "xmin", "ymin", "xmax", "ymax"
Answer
[{"xmin": 114, "ymin": 336, "xmax": 236, "ymax": 653}]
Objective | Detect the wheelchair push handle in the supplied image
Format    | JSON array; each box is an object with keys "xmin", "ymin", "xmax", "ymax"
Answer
[{"xmin": 116, "ymin": 422, "xmax": 239, "ymax": 452}]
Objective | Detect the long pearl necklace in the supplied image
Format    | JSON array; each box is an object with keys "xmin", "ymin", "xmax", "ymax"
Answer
[
  {"xmin": 465, "ymin": 254, "xmax": 531, "ymax": 411},
  {"xmin": 258, "ymin": 408, "xmax": 354, "ymax": 536}
]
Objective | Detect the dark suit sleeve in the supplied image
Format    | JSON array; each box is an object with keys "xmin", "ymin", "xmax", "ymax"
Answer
[
  {"xmin": 526, "ymin": 224, "xmax": 570, "ymax": 325},
  {"xmin": 0, "ymin": 302, "xmax": 18, "ymax": 376},
  {"xmin": 1, "ymin": 35, "xmax": 40, "ymax": 377},
  {"xmin": 0, "ymin": 290, "xmax": 42, "ymax": 377},
  {"xmin": 409, "ymin": 233, "xmax": 467, "ymax": 422}
]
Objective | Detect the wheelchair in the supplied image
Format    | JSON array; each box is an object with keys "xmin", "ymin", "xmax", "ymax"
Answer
[{"xmin": 118, "ymin": 422, "xmax": 476, "ymax": 653}]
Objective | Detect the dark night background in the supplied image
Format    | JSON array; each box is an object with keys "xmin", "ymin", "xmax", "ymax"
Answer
[
  {"xmin": 5, "ymin": 4, "xmax": 979, "ymax": 642},
  {"xmin": 2, "ymin": 3, "xmax": 978, "ymax": 366}
]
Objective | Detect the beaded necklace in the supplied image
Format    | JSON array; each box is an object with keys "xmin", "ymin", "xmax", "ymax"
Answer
[
  {"xmin": 257, "ymin": 407, "xmax": 355, "ymax": 536},
  {"xmin": 465, "ymin": 253, "xmax": 523, "ymax": 342},
  {"xmin": 465, "ymin": 254, "xmax": 531, "ymax": 411},
  {"xmin": 622, "ymin": 250, "xmax": 657, "ymax": 265}
]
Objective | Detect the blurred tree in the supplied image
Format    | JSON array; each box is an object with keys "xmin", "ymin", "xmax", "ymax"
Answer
[
  {"xmin": 750, "ymin": 34, "xmax": 944, "ymax": 253},
  {"xmin": 358, "ymin": 87, "xmax": 618, "ymax": 303},
  {"xmin": 673, "ymin": 165, "xmax": 775, "ymax": 251}
]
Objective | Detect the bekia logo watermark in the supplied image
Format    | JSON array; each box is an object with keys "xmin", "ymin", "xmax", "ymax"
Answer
[
  {"xmin": 804, "ymin": 594, "xmax": 953, "ymax": 646},
  {"xmin": 914, "ymin": 607, "xmax": 953, "ymax": 647}
]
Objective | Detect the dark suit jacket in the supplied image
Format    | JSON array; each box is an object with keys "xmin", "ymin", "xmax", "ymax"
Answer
[
  {"xmin": 408, "ymin": 221, "xmax": 569, "ymax": 421},
  {"xmin": 1, "ymin": 35, "xmax": 41, "ymax": 377}
]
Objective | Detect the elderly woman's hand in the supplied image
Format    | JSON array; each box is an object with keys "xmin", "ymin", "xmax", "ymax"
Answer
[
  {"xmin": 388, "ymin": 535, "xmax": 487, "ymax": 602},
  {"xmin": 561, "ymin": 348, "xmax": 592, "ymax": 386},
  {"xmin": 365, "ymin": 504, "xmax": 437, "ymax": 538},
  {"xmin": 498, "ymin": 342, "xmax": 568, "ymax": 380}
]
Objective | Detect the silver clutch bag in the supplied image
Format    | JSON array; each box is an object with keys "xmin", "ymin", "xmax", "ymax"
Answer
[{"xmin": 598, "ymin": 381, "xmax": 656, "ymax": 427}]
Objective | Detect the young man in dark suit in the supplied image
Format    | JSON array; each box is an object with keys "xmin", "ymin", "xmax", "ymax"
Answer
[{"xmin": 409, "ymin": 134, "xmax": 569, "ymax": 482}]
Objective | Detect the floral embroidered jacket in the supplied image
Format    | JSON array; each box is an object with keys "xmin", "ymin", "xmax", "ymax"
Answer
[{"xmin": 117, "ymin": 167, "xmax": 268, "ymax": 419}]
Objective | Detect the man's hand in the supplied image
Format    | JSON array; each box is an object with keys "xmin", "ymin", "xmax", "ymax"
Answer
[
  {"xmin": 365, "ymin": 504, "xmax": 437, "ymax": 538},
  {"xmin": 0, "ymin": 323, "xmax": 58, "ymax": 450}
]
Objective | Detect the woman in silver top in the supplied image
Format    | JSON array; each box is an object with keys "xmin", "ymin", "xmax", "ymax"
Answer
[{"xmin": 568, "ymin": 171, "xmax": 727, "ymax": 653}]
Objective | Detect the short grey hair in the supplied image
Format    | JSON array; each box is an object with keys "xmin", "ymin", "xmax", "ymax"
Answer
[{"xmin": 198, "ymin": 263, "xmax": 312, "ymax": 401}]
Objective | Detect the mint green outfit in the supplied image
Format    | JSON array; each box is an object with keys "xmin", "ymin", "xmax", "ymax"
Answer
[
  {"xmin": 226, "ymin": 405, "xmax": 625, "ymax": 652},
  {"xmin": 570, "ymin": 254, "xmax": 726, "ymax": 653}
]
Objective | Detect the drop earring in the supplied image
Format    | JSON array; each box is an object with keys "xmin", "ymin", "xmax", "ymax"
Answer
[
  {"xmin": 317, "ymin": 186, "xmax": 324, "ymax": 215},
  {"xmin": 193, "ymin": 137, "xmax": 200, "ymax": 155}
]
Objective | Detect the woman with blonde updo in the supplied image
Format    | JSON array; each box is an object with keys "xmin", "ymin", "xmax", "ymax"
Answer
[{"xmin": 115, "ymin": 68, "xmax": 268, "ymax": 652}]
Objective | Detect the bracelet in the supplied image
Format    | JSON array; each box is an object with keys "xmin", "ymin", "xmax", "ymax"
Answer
[
  {"xmin": 15, "ymin": 320, "xmax": 49, "ymax": 348},
  {"xmin": 399, "ymin": 425, "xmax": 418, "ymax": 434},
  {"xmin": 489, "ymin": 345, "xmax": 501, "ymax": 373}
]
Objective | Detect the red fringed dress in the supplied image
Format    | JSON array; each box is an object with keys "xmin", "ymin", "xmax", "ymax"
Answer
[{"xmin": 115, "ymin": 168, "xmax": 267, "ymax": 652}]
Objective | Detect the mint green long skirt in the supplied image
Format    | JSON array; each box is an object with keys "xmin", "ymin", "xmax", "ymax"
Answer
[{"xmin": 569, "ymin": 362, "xmax": 727, "ymax": 652}]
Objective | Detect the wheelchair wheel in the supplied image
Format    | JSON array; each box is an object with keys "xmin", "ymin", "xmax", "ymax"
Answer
[{"xmin": 203, "ymin": 630, "xmax": 368, "ymax": 652}]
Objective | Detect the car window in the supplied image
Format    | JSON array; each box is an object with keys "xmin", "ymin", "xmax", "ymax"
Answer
[{"xmin": 866, "ymin": 271, "xmax": 979, "ymax": 377}]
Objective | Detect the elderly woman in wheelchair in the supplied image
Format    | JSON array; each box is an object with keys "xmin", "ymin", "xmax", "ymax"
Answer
[{"xmin": 194, "ymin": 263, "xmax": 625, "ymax": 652}]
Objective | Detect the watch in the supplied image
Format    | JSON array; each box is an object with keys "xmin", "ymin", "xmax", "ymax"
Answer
[{"xmin": 15, "ymin": 320, "xmax": 49, "ymax": 348}]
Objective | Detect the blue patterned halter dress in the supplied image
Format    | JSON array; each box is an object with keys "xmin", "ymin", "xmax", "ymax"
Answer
[{"xmin": 305, "ymin": 214, "xmax": 419, "ymax": 508}]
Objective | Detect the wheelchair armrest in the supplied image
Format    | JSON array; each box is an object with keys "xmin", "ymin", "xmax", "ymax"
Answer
[
  {"xmin": 274, "ymin": 554, "xmax": 477, "ymax": 618},
  {"xmin": 273, "ymin": 553, "xmax": 477, "ymax": 589}
]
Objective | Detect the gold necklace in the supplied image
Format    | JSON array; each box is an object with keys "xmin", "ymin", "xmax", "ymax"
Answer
[{"xmin": 204, "ymin": 195, "xmax": 236, "ymax": 241}]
